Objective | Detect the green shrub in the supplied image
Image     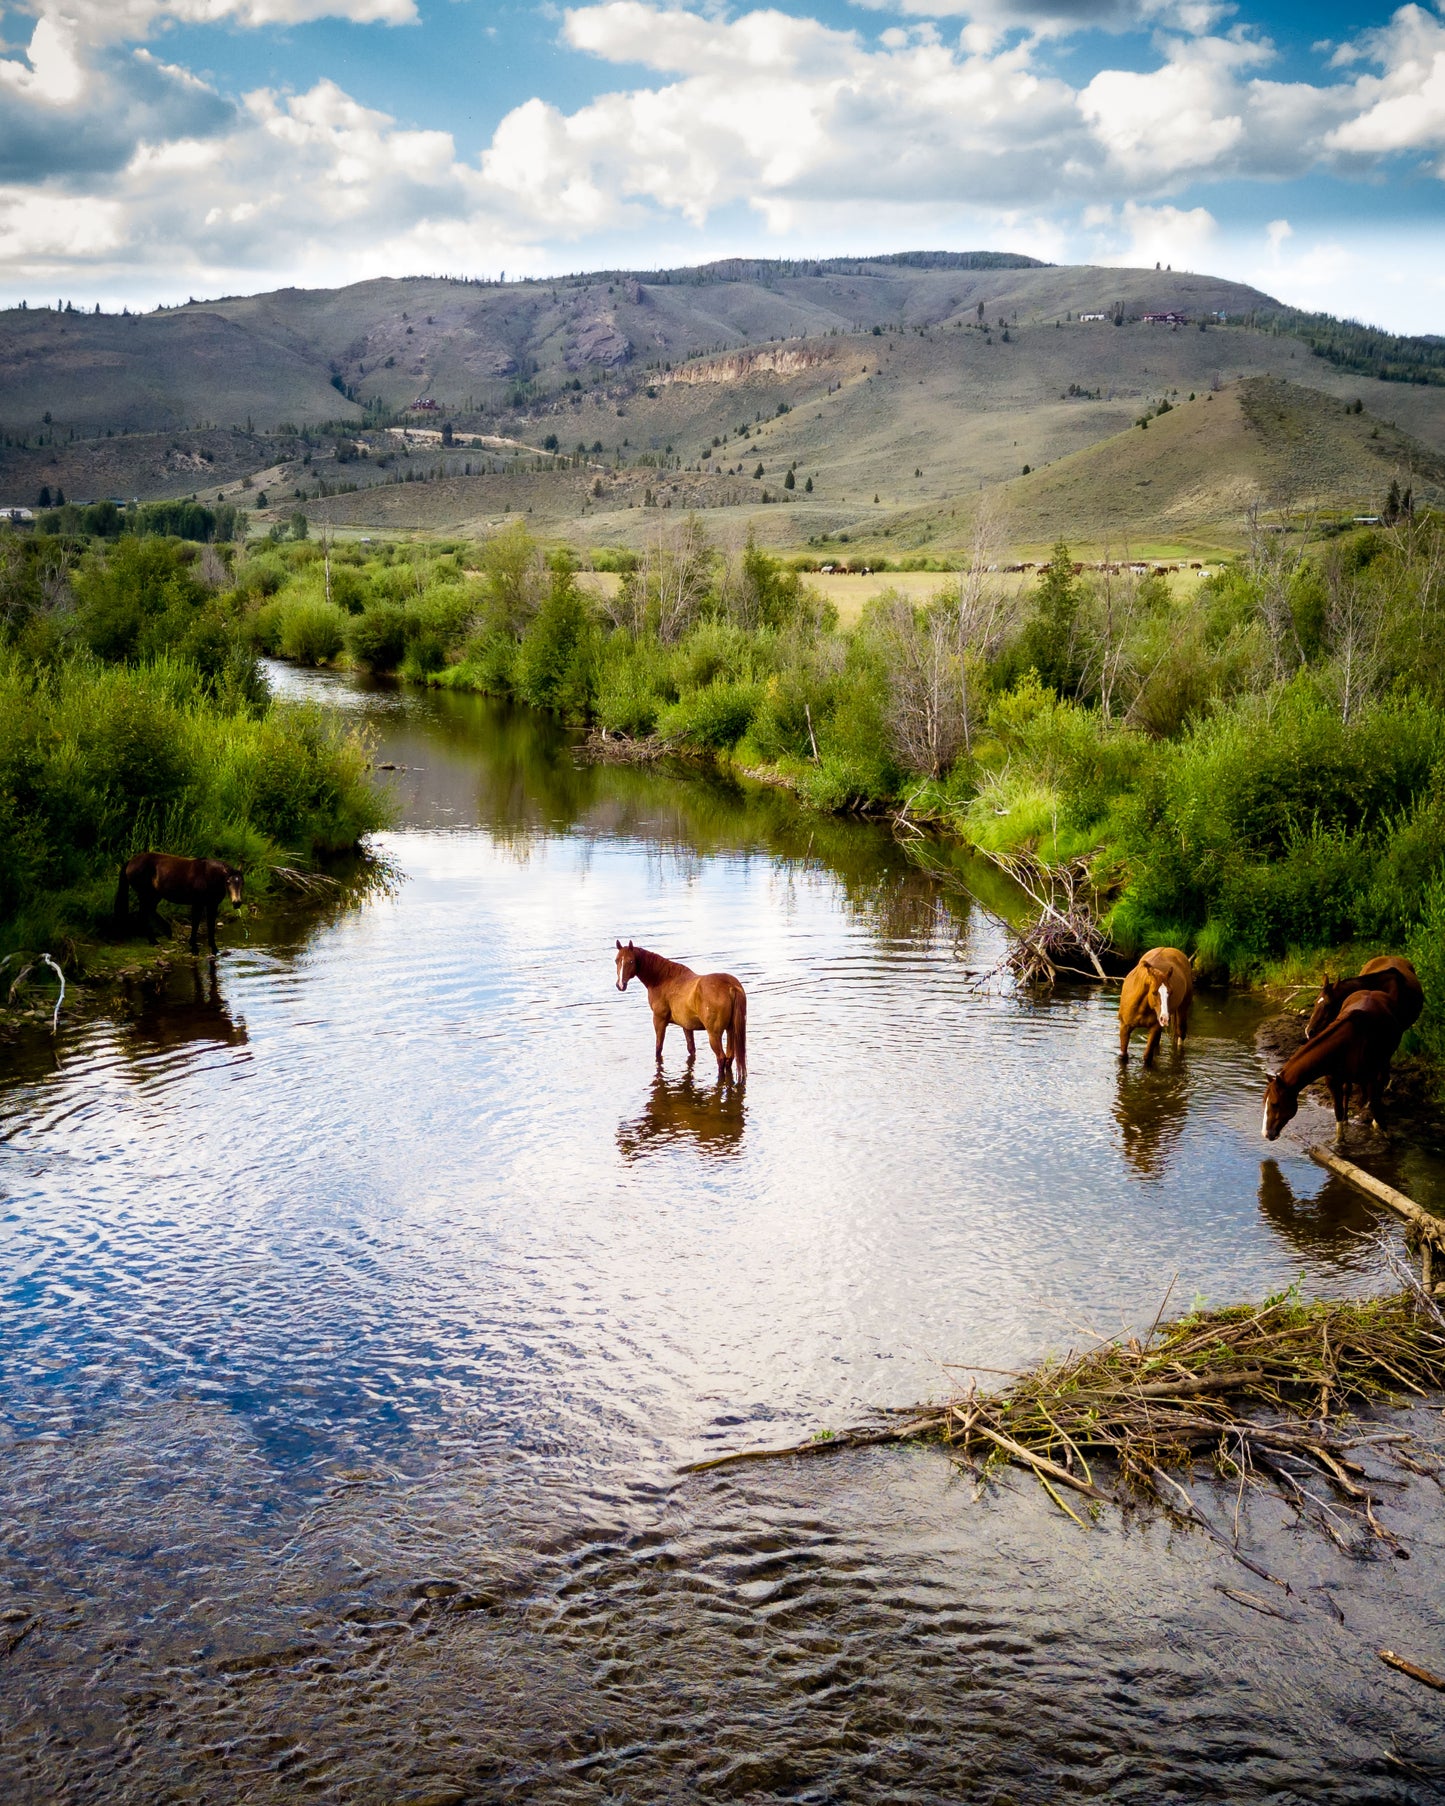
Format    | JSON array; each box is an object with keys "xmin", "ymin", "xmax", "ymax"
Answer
[
  {"xmin": 514, "ymin": 568, "xmax": 596, "ymax": 719},
  {"xmin": 278, "ymin": 600, "xmax": 347, "ymax": 665},
  {"xmin": 1407, "ymin": 877, "xmax": 1445, "ymax": 1061},
  {"xmin": 595, "ymin": 634, "xmax": 670, "ymax": 737},
  {"xmin": 345, "ymin": 604, "xmax": 410, "ymax": 673},
  {"xmin": 658, "ymin": 680, "xmax": 761, "ymax": 750}
]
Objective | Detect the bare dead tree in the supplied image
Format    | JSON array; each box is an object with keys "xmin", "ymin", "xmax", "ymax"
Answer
[
  {"xmin": 613, "ymin": 514, "xmax": 714, "ymax": 642},
  {"xmin": 870, "ymin": 591, "xmax": 968, "ymax": 779},
  {"xmin": 1325, "ymin": 554, "xmax": 1383, "ymax": 724},
  {"xmin": 1245, "ymin": 495, "xmax": 1306, "ymax": 681},
  {"xmin": 950, "ymin": 503, "xmax": 1015, "ymax": 753}
]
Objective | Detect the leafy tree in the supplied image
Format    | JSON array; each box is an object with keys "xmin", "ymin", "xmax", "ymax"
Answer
[
  {"xmin": 1018, "ymin": 541, "xmax": 1084, "ymax": 695},
  {"xmin": 515, "ymin": 561, "xmax": 595, "ymax": 718}
]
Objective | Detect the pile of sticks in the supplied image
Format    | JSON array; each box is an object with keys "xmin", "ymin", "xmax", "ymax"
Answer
[
  {"xmin": 978, "ymin": 849, "xmax": 1110, "ymax": 988},
  {"xmin": 686, "ymin": 1279, "xmax": 1445, "ymax": 1573},
  {"xmin": 575, "ymin": 730, "xmax": 677, "ymax": 765}
]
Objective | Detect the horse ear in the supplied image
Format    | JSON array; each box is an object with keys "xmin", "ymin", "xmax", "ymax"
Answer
[
  {"xmin": 628, "ymin": 939, "xmax": 634, "ymax": 949},
  {"xmin": 615, "ymin": 939, "xmax": 622, "ymax": 949}
]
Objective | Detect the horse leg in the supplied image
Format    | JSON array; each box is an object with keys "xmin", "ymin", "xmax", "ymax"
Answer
[
  {"xmin": 684, "ymin": 1028, "xmax": 697, "ymax": 1064},
  {"xmin": 1118, "ymin": 1020, "xmax": 1131, "ymax": 1063},
  {"xmin": 1142, "ymin": 1023, "xmax": 1162, "ymax": 1066},
  {"xmin": 654, "ymin": 1012, "xmax": 669, "ymax": 1065},
  {"xmin": 205, "ymin": 897, "xmax": 219, "ymax": 956},
  {"xmin": 137, "ymin": 881, "xmax": 163, "ymax": 944},
  {"xmin": 1328, "ymin": 1076, "xmax": 1348, "ymax": 1142},
  {"xmin": 1368, "ymin": 1070, "xmax": 1387, "ymax": 1132},
  {"xmin": 707, "ymin": 1024, "xmax": 729, "ymax": 1082},
  {"xmin": 189, "ymin": 901, "xmax": 204, "ymax": 955}
]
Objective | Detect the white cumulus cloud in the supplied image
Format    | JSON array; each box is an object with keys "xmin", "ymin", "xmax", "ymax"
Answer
[{"xmin": 2, "ymin": 0, "xmax": 1444, "ymax": 324}]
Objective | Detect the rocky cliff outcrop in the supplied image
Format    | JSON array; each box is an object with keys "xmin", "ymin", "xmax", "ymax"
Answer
[{"xmin": 663, "ymin": 344, "xmax": 835, "ymax": 386}]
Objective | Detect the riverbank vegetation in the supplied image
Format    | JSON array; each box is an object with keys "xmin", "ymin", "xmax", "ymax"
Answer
[
  {"xmin": 0, "ymin": 531, "xmax": 387, "ymax": 960},
  {"xmin": 227, "ymin": 512, "xmax": 1445, "ymax": 1042}
]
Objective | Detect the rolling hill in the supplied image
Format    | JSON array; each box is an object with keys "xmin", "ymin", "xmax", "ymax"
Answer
[{"xmin": 1, "ymin": 251, "xmax": 1441, "ymax": 554}]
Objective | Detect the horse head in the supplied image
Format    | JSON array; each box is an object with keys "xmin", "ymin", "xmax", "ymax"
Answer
[
  {"xmin": 1140, "ymin": 955, "xmax": 1172, "ymax": 1026},
  {"xmin": 615, "ymin": 939, "xmax": 637, "ymax": 992},
  {"xmin": 1261, "ymin": 1072, "xmax": 1297, "ymax": 1141},
  {"xmin": 1305, "ymin": 975, "xmax": 1341, "ymax": 1040},
  {"xmin": 224, "ymin": 864, "xmax": 246, "ymax": 907}
]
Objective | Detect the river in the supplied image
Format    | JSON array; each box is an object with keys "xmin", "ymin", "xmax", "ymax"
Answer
[{"xmin": 2, "ymin": 663, "xmax": 1443, "ymax": 1802}]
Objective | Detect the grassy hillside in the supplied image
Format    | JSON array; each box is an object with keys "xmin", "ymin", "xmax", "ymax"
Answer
[
  {"xmin": 943, "ymin": 377, "xmax": 1445, "ymax": 555},
  {"xmin": 3, "ymin": 253, "xmax": 1442, "ymax": 556}
]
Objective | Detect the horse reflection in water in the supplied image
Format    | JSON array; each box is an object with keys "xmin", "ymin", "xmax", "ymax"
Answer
[
  {"xmin": 1256, "ymin": 1158, "xmax": 1377, "ymax": 1261},
  {"xmin": 1112, "ymin": 1056, "xmax": 1189, "ymax": 1179},
  {"xmin": 617, "ymin": 1070, "xmax": 746, "ymax": 1163},
  {"xmin": 124, "ymin": 962, "xmax": 249, "ymax": 1057}
]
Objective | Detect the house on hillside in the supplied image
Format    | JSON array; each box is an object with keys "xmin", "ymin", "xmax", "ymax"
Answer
[
  {"xmin": 0, "ymin": 507, "xmax": 34, "ymax": 525},
  {"xmin": 1142, "ymin": 312, "xmax": 1186, "ymax": 325},
  {"xmin": 408, "ymin": 397, "xmax": 441, "ymax": 412},
  {"xmin": 1078, "ymin": 313, "xmax": 1106, "ymax": 322}
]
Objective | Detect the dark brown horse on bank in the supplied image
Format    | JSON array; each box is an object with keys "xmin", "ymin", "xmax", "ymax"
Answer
[
  {"xmin": 116, "ymin": 852, "xmax": 244, "ymax": 955},
  {"xmin": 1263, "ymin": 989, "xmax": 1398, "ymax": 1142},
  {"xmin": 615, "ymin": 940, "xmax": 747, "ymax": 1082},
  {"xmin": 1305, "ymin": 954, "xmax": 1423, "ymax": 1041}
]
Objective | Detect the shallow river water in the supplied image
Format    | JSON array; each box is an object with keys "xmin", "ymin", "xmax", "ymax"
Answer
[{"xmin": 3, "ymin": 665, "xmax": 1445, "ymax": 1803}]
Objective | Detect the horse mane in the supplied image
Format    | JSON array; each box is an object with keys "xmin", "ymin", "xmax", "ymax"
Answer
[{"xmin": 631, "ymin": 946, "xmax": 692, "ymax": 985}]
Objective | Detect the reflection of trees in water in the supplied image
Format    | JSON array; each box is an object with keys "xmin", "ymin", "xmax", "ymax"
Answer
[
  {"xmin": 616, "ymin": 1070, "xmax": 745, "ymax": 1162},
  {"xmin": 1113, "ymin": 1057, "xmax": 1189, "ymax": 1179},
  {"xmin": 124, "ymin": 961, "xmax": 248, "ymax": 1054},
  {"xmin": 1257, "ymin": 1158, "xmax": 1379, "ymax": 1259},
  {"xmin": 419, "ymin": 687, "xmax": 992, "ymax": 946}
]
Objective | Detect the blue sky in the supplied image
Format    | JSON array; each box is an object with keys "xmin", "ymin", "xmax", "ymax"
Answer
[{"xmin": 0, "ymin": 0, "xmax": 1441, "ymax": 330}]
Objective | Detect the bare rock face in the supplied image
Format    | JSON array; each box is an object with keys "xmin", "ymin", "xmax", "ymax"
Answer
[
  {"xmin": 662, "ymin": 344, "xmax": 834, "ymax": 386},
  {"xmin": 461, "ymin": 344, "xmax": 518, "ymax": 377},
  {"xmin": 565, "ymin": 315, "xmax": 632, "ymax": 371}
]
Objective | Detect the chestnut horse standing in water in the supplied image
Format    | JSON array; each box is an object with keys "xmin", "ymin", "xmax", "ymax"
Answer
[
  {"xmin": 1263, "ymin": 989, "xmax": 1398, "ymax": 1142},
  {"xmin": 1118, "ymin": 947, "xmax": 1194, "ymax": 1065},
  {"xmin": 116, "ymin": 852, "xmax": 244, "ymax": 955},
  {"xmin": 615, "ymin": 940, "xmax": 747, "ymax": 1082}
]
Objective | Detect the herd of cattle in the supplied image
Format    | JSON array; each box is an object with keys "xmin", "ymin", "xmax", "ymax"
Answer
[
  {"xmin": 812, "ymin": 560, "xmax": 1210, "ymax": 577},
  {"xmin": 1117, "ymin": 945, "xmax": 1422, "ymax": 1144}
]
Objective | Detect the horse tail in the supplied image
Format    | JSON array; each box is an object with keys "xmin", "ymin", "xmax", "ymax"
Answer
[
  {"xmin": 114, "ymin": 862, "xmax": 129, "ymax": 927},
  {"xmin": 731, "ymin": 985, "xmax": 747, "ymax": 1080}
]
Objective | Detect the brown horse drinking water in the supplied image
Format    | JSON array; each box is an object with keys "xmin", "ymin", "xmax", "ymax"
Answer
[
  {"xmin": 615, "ymin": 941, "xmax": 747, "ymax": 1082},
  {"xmin": 116, "ymin": 852, "xmax": 244, "ymax": 955},
  {"xmin": 1263, "ymin": 989, "xmax": 1398, "ymax": 1142}
]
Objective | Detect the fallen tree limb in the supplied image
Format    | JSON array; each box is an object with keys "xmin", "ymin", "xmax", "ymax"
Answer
[{"xmin": 682, "ymin": 1288, "xmax": 1445, "ymax": 1570}]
